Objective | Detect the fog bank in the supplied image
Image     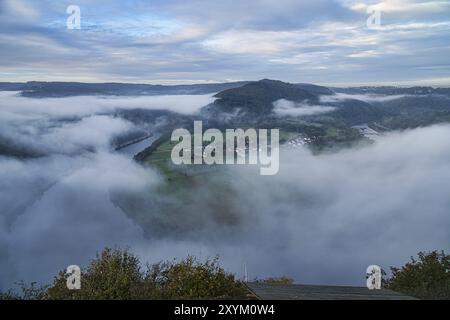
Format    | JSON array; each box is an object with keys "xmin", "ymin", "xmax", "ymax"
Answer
[{"xmin": 1, "ymin": 93, "xmax": 449, "ymax": 289}]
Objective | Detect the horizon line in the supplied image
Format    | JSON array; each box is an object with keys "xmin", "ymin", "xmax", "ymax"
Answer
[{"xmin": 1, "ymin": 78, "xmax": 450, "ymax": 88}]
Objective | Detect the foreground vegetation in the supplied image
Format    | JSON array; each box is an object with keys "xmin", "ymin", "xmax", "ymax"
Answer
[
  {"xmin": 385, "ymin": 251, "xmax": 450, "ymax": 300},
  {"xmin": 1, "ymin": 249, "xmax": 449, "ymax": 300},
  {"xmin": 0, "ymin": 248, "xmax": 247, "ymax": 300}
]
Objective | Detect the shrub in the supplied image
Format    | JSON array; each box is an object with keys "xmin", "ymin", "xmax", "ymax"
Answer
[
  {"xmin": 42, "ymin": 248, "xmax": 246, "ymax": 300},
  {"xmin": 386, "ymin": 251, "xmax": 450, "ymax": 300}
]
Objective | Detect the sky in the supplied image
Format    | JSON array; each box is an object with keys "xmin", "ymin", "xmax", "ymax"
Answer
[{"xmin": 0, "ymin": 0, "xmax": 449, "ymax": 85}]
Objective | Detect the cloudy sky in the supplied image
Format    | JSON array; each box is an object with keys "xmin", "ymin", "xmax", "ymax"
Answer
[{"xmin": 0, "ymin": 0, "xmax": 449, "ymax": 85}]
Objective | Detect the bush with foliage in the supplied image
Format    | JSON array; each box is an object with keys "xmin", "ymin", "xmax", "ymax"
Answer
[
  {"xmin": 47, "ymin": 248, "xmax": 148, "ymax": 299},
  {"xmin": 385, "ymin": 251, "xmax": 450, "ymax": 300},
  {"xmin": 152, "ymin": 256, "xmax": 247, "ymax": 299},
  {"xmin": 1, "ymin": 248, "xmax": 247, "ymax": 300},
  {"xmin": 0, "ymin": 281, "xmax": 48, "ymax": 300}
]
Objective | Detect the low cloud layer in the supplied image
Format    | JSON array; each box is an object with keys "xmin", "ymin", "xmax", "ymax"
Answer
[
  {"xmin": 0, "ymin": 92, "xmax": 204, "ymax": 289},
  {"xmin": 0, "ymin": 92, "xmax": 214, "ymax": 155},
  {"xmin": 320, "ymin": 92, "xmax": 408, "ymax": 103},
  {"xmin": 0, "ymin": 92, "xmax": 215, "ymax": 118},
  {"xmin": 273, "ymin": 99, "xmax": 336, "ymax": 116},
  {"xmin": 1, "ymin": 93, "xmax": 450, "ymax": 289},
  {"xmin": 125, "ymin": 124, "xmax": 450, "ymax": 286}
]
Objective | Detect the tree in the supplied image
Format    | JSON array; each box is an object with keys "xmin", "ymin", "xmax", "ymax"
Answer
[
  {"xmin": 0, "ymin": 281, "xmax": 48, "ymax": 300},
  {"xmin": 386, "ymin": 251, "xmax": 450, "ymax": 300},
  {"xmin": 153, "ymin": 256, "xmax": 247, "ymax": 299},
  {"xmin": 43, "ymin": 248, "xmax": 246, "ymax": 300},
  {"xmin": 47, "ymin": 247, "xmax": 148, "ymax": 300}
]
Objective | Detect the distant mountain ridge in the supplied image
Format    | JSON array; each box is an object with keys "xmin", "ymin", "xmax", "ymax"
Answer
[
  {"xmin": 2, "ymin": 78, "xmax": 450, "ymax": 158},
  {"xmin": 212, "ymin": 79, "xmax": 319, "ymax": 114},
  {"xmin": 333, "ymin": 86, "xmax": 450, "ymax": 96},
  {"xmin": 1, "ymin": 78, "xmax": 448, "ymax": 130},
  {"xmin": 0, "ymin": 81, "xmax": 250, "ymax": 97},
  {"xmin": 1, "ymin": 79, "xmax": 448, "ymax": 98}
]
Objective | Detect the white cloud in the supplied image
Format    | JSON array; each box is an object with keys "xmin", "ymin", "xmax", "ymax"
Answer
[
  {"xmin": 0, "ymin": 1, "xmax": 449, "ymax": 85},
  {"xmin": 350, "ymin": 0, "xmax": 450, "ymax": 13},
  {"xmin": 320, "ymin": 92, "xmax": 408, "ymax": 103},
  {"xmin": 0, "ymin": 92, "xmax": 215, "ymax": 119},
  {"xmin": 1, "ymin": 90, "xmax": 450, "ymax": 288},
  {"xmin": 202, "ymin": 30, "xmax": 297, "ymax": 55},
  {"xmin": 2, "ymin": 0, "xmax": 40, "ymax": 19},
  {"xmin": 273, "ymin": 99, "xmax": 336, "ymax": 116}
]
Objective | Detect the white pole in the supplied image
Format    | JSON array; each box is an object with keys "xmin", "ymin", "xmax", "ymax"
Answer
[{"xmin": 244, "ymin": 262, "xmax": 248, "ymax": 283}]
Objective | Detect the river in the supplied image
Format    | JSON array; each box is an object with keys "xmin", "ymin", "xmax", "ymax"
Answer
[{"xmin": 116, "ymin": 135, "xmax": 160, "ymax": 158}]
